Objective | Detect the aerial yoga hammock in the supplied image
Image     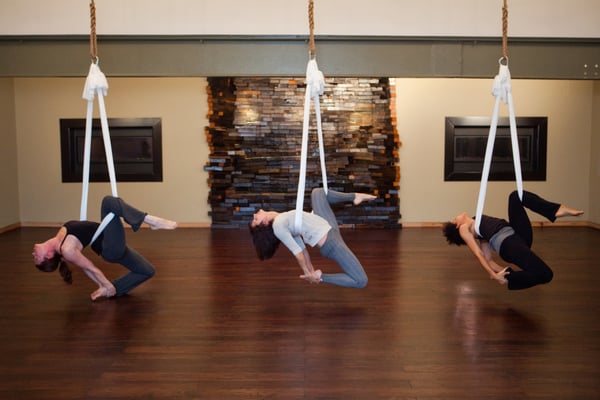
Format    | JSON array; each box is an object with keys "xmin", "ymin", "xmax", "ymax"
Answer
[
  {"xmin": 294, "ymin": 0, "xmax": 327, "ymax": 232},
  {"xmin": 81, "ymin": 0, "xmax": 118, "ymax": 244},
  {"xmin": 248, "ymin": 0, "xmax": 375, "ymax": 287},
  {"xmin": 442, "ymin": 0, "xmax": 584, "ymax": 290},
  {"xmin": 474, "ymin": 0, "xmax": 522, "ymax": 238},
  {"xmin": 33, "ymin": 0, "xmax": 177, "ymax": 300}
]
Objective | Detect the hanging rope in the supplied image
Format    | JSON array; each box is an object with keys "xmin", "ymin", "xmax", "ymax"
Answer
[
  {"xmin": 81, "ymin": 0, "xmax": 118, "ymax": 244},
  {"xmin": 501, "ymin": 0, "xmax": 508, "ymax": 60},
  {"xmin": 89, "ymin": 0, "xmax": 98, "ymax": 61},
  {"xmin": 294, "ymin": 0, "xmax": 327, "ymax": 231},
  {"xmin": 308, "ymin": 0, "xmax": 316, "ymax": 58},
  {"xmin": 474, "ymin": 0, "xmax": 523, "ymax": 237}
]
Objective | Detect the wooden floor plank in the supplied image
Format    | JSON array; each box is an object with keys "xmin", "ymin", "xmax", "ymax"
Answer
[{"xmin": 1, "ymin": 227, "xmax": 599, "ymax": 399}]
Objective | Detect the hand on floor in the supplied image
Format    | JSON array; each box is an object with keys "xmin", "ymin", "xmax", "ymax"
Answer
[{"xmin": 300, "ymin": 269, "xmax": 323, "ymax": 284}]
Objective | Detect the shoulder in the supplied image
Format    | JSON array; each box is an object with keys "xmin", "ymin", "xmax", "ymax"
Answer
[
  {"xmin": 459, "ymin": 221, "xmax": 476, "ymax": 242},
  {"xmin": 273, "ymin": 211, "xmax": 293, "ymax": 226},
  {"xmin": 272, "ymin": 211, "xmax": 298, "ymax": 240},
  {"xmin": 60, "ymin": 235, "xmax": 83, "ymax": 260}
]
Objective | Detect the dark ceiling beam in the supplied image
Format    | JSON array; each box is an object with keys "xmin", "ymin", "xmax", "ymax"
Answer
[{"xmin": 1, "ymin": 35, "xmax": 599, "ymax": 79}]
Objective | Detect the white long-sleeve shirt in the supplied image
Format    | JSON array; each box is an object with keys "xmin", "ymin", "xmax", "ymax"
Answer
[{"xmin": 272, "ymin": 210, "xmax": 332, "ymax": 255}]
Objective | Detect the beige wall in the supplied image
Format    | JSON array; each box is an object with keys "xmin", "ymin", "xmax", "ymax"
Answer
[
  {"xmin": 591, "ymin": 82, "xmax": 600, "ymax": 223},
  {"xmin": 0, "ymin": 78, "xmax": 20, "ymax": 229},
  {"xmin": 14, "ymin": 77, "xmax": 209, "ymax": 225},
  {"xmin": 396, "ymin": 78, "xmax": 594, "ymax": 225},
  {"xmin": 2, "ymin": 77, "xmax": 598, "ymax": 229},
  {"xmin": 2, "ymin": 0, "xmax": 599, "ymax": 38}
]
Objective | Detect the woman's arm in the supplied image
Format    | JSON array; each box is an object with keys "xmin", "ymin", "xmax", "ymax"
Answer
[
  {"xmin": 61, "ymin": 238, "xmax": 116, "ymax": 299},
  {"xmin": 296, "ymin": 248, "xmax": 314, "ymax": 275},
  {"xmin": 459, "ymin": 226, "xmax": 508, "ymax": 284},
  {"xmin": 480, "ymin": 241, "xmax": 506, "ymax": 273},
  {"xmin": 295, "ymin": 249, "xmax": 321, "ymax": 283}
]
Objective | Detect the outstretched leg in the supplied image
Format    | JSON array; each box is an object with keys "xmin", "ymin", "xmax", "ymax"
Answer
[
  {"xmin": 508, "ymin": 190, "xmax": 582, "ymax": 247},
  {"xmin": 311, "ymin": 188, "xmax": 376, "ymax": 231},
  {"xmin": 310, "ymin": 188, "xmax": 351, "ymax": 230},
  {"xmin": 101, "ymin": 196, "xmax": 176, "ymax": 235},
  {"xmin": 101, "ymin": 196, "xmax": 147, "ymax": 231},
  {"xmin": 99, "ymin": 196, "xmax": 175, "ymax": 279}
]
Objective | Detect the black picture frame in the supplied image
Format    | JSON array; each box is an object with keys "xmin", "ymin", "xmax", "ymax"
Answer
[
  {"xmin": 444, "ymin": 116, "xmax": 547, "ymax": 181},
  {"xmin": 60, "ymin": 118, "xmax": 163, "ymax": 182}
]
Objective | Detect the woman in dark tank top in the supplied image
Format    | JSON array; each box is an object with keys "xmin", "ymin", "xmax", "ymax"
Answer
[
  {"xmin": 442, "ymin": 191, "xmax": 583, "ymax": 290},
  {"xmin": 33, "ymin": 196, "xmax": 177, "ymax": 301}
]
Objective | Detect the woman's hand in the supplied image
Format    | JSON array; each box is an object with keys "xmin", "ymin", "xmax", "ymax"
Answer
[
  {"xmin": 490, "ymin": 267, "xmax": 509, "ymax": 285},
  {"xmin": 90, "ymin": 283, "xmax": 116, "ymax": 301},
  {"xmin": 489, "ymin": 260, "xmax": 506, "ymax": 273},
  {"xmin": 300, "ymin": 269, "xmax": 322, "ymax": 284}
]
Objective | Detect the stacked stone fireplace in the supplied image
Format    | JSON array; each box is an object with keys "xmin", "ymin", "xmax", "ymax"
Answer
[{"xmin": 204, "ymin": 77, "xmax": 400, "ymax": 229}]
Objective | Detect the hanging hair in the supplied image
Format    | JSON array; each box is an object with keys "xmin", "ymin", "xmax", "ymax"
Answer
[
  {"xmin": 442, "ymin": 222, "xmax": 466, "ymax": 246},
  {"xmin": 248, "ymin": 221, "xmax": 281, "ymax": 260},
  {"xmin": 35, "ymin": 254, "xmax": 73, "ymax": 284}
]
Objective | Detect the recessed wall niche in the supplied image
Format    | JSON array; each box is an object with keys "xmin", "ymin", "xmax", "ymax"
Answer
[{"xmin": 204, "ymin": 77, "xmax": 400, "ymax": 229}]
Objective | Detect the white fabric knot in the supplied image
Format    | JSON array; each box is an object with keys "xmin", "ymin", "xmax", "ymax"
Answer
[
  {"xmin": 491, "ymin": 64, "xmax": 511, "ymax": 104},
  {"xmin": 82, "ymin": 62, "xmax": 109, "ymax": 101},
  {"xmin": 306, "ymin": 58, "xmax": 325, "ymax": 97}
]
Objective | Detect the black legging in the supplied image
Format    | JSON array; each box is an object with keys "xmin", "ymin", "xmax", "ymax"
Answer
[
  {"xmin": 100, "ymin": 196, "xmax": 155, "ymax": 296},
  {"xmin": 499, "ymin": 191, "xmax": 560, "ymax": 290}
]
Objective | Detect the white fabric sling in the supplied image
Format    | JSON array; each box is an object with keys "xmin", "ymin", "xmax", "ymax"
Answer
[
  {"xmin": 294, "ymin": 58, "xmax": 328, "ymax": 232},
  {"xmin": 474, "ymin": 59, "xmax": 523, "ymax": 237},
  {"xmin": 81, "ymin": 61, "xmax": 118, "ymax": 245}
]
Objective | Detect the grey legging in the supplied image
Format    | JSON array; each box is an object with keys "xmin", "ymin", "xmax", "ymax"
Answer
[
  {"xmin": 100, "ymin": 196, "xmax": 156, "ymax": 296},
  {"xmin": 311, "ymin": 188, "xmax": 368, "ymax": 288}
]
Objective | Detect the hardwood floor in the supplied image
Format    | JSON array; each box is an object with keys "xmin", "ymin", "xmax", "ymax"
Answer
[{"xmin": 1, "ymin": 226, "xmax": 599, "ymax": 399}]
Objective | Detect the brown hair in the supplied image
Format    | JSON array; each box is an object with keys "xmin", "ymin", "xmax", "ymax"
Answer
[
  {"xmin": 35, "ymin": 254, "xmax": 73, "ymax": 284},
  {"xmin": 442, "ymin": 222, "xmax": 466, "ymax": 246},
  {"xmin": 248, "ymin": 221, "xmax": 281, "ymax": 260}
]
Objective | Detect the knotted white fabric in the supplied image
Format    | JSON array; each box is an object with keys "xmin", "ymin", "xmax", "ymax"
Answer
[
  {"xmin": 294, "ymin": 58, "xmax": 328, "ymax": 232},
  {"xmin": 81, "ymin": 61, "xmax": 118, "ymax": 244},
  {"xmin": 82, "ymin": 62, "xmax": 108, "ymax": 101},
  {"xmin": 474, "ymin": 60, "xmax": 523, "ymax": 237}
]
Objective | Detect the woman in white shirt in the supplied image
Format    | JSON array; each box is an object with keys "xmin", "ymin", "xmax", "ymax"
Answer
[{"xmin": 249, "ymin": 188, "xmax": 375, "ymax": 288}]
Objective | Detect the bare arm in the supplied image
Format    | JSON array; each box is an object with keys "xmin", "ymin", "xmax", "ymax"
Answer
[
  {"xmin": 480, "ymin": 240, "xmax": 506, "ymax": 273},
  {"xmin": 61, "ymin": 238, "xmax": 116, "ymax": 300},
  {"xmin": 459, "ymin": 225, "xmax": 507, "ymax": 284}
]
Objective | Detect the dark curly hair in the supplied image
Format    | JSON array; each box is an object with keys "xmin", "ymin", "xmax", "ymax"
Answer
[
  {"xmin": 442, "ymin": 222, "xmax": 465, "ymax": 246},
  {"xmin": 35, "ymin": 254, "xmax": 73, "ymax": 284},
  {"xmin": 248, "ymin": 221, "xmax": 281, "ymax": 260}
]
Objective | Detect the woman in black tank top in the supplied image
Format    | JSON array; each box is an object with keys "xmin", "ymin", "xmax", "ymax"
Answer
[
  {"xmin": 442, "ymin": 191, "xmax": 583, "ymax": 290},
  {"xmin": 33, "ymin": 196, "xmax": 177, "ymax": 301}
]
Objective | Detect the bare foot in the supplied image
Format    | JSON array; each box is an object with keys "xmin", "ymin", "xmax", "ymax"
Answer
[
  {"xmin": 314, "ymin": 269, "xmax": 322, "ymax": 282},
  {"xmin": 556, "ymin": 205, "xmax": 584, "ymax": 218},
  {"xmin": 353, "ymin": 193, "xmax": 377, "ymax": 205},
  {"xmin": 145, "ymin": 215, "xmax": 178, "ymax": 230}
]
